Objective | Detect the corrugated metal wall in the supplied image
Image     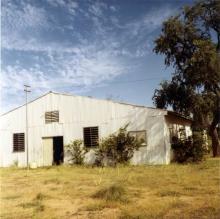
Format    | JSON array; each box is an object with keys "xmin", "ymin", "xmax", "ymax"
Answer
[{"xmin": 0, "ymin": 92, "xmax": 174, "ymax": 167}]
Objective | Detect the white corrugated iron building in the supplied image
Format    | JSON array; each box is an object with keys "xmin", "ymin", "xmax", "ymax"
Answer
[{"xmin": 0, "ymin": 91, "xmax": 192, "ymax": 167}]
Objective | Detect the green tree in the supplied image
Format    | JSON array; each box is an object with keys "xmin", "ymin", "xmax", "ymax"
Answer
[{"xmin": 153, "ymin": 0, "xmax": 220, "ymax": 156}]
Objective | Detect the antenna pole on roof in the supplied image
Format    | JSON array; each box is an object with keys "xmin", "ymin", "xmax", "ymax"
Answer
[{"xmin": 24, "ymin": 85, "xmax": 31, "ymax": 170}]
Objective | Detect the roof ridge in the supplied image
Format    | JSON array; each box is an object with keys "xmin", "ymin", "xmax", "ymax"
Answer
[
  {"xmin": 50, "ymin": 91, "xmax": 167, "ymax": 111},
  {"xmin": 1, "ymin": 90, "xmax": 167, "ymax": 116}
]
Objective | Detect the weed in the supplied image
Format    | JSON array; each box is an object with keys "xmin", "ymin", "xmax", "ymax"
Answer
[
  {"xmin": 19, "ymin": 193, "xmax": 46, "ymax": 213},
  {"xmin": 92, "ymin": 184, "xmax": 127, "ymax": 202},
  {"xmin": 158, "ymin": 190, "xmax": 181, "ymax": 197},
  {"xmin": 85, "ymin": 202, "xmax": 106, "ymax": 211},
  {"xmin": 35, "ymin": 204, "xmax": 45, "ymax": 212},
  {"xmin": 19, "ymin": 201, "xmax": 44, "ymax": 212},
  {"xmin": 34, "ymin": 193, "xmax": 47, "ymax": 201},
  {"xmin": 120, "ymin": 214, "xmax": 146, "ymax": 219},
  {"xmin": 2, "ymin": 195, "xmax": 20, "ymax": 200},
  {"xmin": 10, "ymin": 160, "xmax": 18, "ymax": 167},
  {"xmin": 119, "ymin": 208, "xmax": 164, "ymax": 219},
  {"xmin": 44, "ymin": 178, "xmax": 60, "ymax": 184},
  {"xmin": 189, "ymin": 206, "xmax": 220, "ymax": 218},
  {"xmin": 183, "ymin": 186, "xmax": 197, "ymax": 191},
  {"xmin": 19, "ymin": 202, "xmax": 36, "ymax": 208}
]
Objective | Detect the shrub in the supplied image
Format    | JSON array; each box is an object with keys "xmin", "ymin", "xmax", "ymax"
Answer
[
  {"xmin": 92, "ymin": 184, "xmax": 127, "ymax": 202},
  {"xmin": 65, "ymin": 140, "xmax": 88, "ymax": 165},
  {"xmin": 171, "ymin": 130, "xmax": 206, "ymax": 163},
  {"xmin": 11, "ymin": 160, "xmax": 18, "ymax": 167},
  {"xmin": 20, "ymin": 193, "xmax": 45, "ymax": 212},
  {"xmin": 95, "ymin": 125, "xmax": 143, "ymax": 166}
]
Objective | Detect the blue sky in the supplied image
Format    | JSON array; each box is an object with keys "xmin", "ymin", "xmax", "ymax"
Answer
[{"xmin": 1, "ymin": 0, "xmax": 194, "ymax": 113}]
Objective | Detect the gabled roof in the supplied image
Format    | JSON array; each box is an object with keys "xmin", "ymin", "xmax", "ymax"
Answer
[
  {"xmin": 1, "ymin": 91, "xmax": 52, "ymax": 116},
  {"xmin": 1, "ymin": 91, "xmax": 167, "ymax": 116}
]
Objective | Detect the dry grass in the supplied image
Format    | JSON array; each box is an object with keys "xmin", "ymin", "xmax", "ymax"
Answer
[
  {"xmin": 92, "ymin": 184, "xmax": 127, "ymax": 202},
  {"xmin": 0, "ymin": 158, "xmax": 220, "ymax": 219}
]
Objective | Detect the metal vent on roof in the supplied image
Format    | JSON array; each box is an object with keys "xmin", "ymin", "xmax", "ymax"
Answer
[{"xmin": 45, "ymin": 111, "xmax": 59, "ymax": 123}]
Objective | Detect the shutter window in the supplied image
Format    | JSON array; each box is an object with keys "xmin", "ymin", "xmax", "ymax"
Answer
[
  {"xmin": 45, "ymin": 111, "xmax": 59, "ymax": 123},
  {"xmin": 13, "ymin": 133, "xmax": 25, "ymax": 152},
  {"xmin": 83, "ymin": 127, "xmax": 99, "ymax": 147}
]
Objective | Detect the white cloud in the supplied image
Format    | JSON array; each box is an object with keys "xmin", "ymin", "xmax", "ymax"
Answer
[
  {"xmin": 2, "ymin": 0, "xmax": 49, "ymax": 51},
  {"xmin": 1, "ymin": 45, "xmax": 128, "ymax": 113},
  {"xmin": 2, "ymin": 1, "xmax": 48, "ymax": 32},
  {"xmin": 123, "ymin": 6, "xmax": 175, "ymax": 38},
  {"xmin": 46, "ymin": 0, "xmax": 66, "ymax": 7},
  {"xmin": 1, "ymin": 0, "xmax": 177, "ymax": 113},
  {"xmin": 1, "ymin": 0, "xmax": 172, "ymax": 56},
  {"xmin": 46, "ymin": 0, "xmax": 78, "ymax": 15},
  {"xmin": 109, "ymin": 5, "xmax": 118, "ymax": 12},
  {"xmin": 88, "ymin": 1, "xmax": 107, "ymax": 17},
  {"xmin": 1, "ymin": 50, "xmax": 125, "ymax": 88}
]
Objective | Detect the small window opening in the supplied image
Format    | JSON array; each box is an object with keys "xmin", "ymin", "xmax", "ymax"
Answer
[
  {"xmin": 45, "ymin": 111, "xmax": 59, "ymax": 123},
  {"xmin": 128, "ymin": 130, "xmax": 147, "ymax": 146},
  {"xmin": 83, "ymin": 126, "xmax": 99, "ymax": 147},
  {"xmin": 13, "ymin": 133, "xmax": 25, "ymax": 152}
]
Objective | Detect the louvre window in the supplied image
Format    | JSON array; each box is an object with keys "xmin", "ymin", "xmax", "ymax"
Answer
[
  {"xmin": 45, "ymin": 111, "xmax": 59, "ymax": 123},
  {"xmin": 13, "ymin": 133, "xmax": 25, "ymax": 152},
  {"xmin": 169, "ymin": 127, "xmax": 176, "ymax": 143},
  {"xmin": 129, "ymin": 130, "xmax": 147, "ymax": 146},
  {"xmin": 179, "ymin": 127, "xmax": 186, "ymax": 140},
  {"xmin": 169, "ymin": 126, "xmax": 186, "ymax": 143},
  {"xmin": 83, "ymin": 127, "xmax": 99, "ymax": 147}
]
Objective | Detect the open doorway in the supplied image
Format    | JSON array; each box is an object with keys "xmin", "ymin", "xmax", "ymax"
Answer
[{"xmin": 53, "ymin": 136, "xmax": 64, "ymax": 165}]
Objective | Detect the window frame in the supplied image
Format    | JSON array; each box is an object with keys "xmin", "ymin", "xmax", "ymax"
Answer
[
  {"xmin": 169, "ymin": 127, "xmax": 176, "ymax": 143},
  {"xmin": 45, "ymin": 110, "xmax": 59, "ymax": 124},
  {"xmin": 13, "ymin": 133, "xmax": 25, "ymax": 153},
  {"xmin": 83, "ymin": 126, "xmax": 99, "ymax": 148},
  {"xmin": 128, "ymin": 130, "xmax": 147, "ymax": 146},
  {"xmin": 179, "ymin": 127, "xmax": 186, "ymax": 140}
]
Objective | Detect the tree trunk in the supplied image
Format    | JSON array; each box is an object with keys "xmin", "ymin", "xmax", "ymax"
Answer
[
  {"xmin": 209, "ymin": 127, "xmax": 220, "ymax": 157},
  {"xmin": 209, "ymin": 102, "xmax": 220, "ymax": 157}
]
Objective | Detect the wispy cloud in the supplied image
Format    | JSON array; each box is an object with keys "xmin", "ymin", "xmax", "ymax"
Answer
[
  {"xmin": 1, "ymin": 0, "xmax": 177, "ymax": 113},
  {"xmin": 1, "ymin": 46, "xmax": 128, "ymax": 113},
  {"xmin": 89, "ymin": 1, "xmax": 107, "ymax": 17},
  {"xmin": 2, "ymin": 1, "xmax": 48, "ymax": 30},
  {"xmin": 119, "ymin": 6, "xmax": 175, "ymax": 43},
  {"xmin": 2, "ymin": 0, "xmax": 49, "ymax": 51},
  {"xmin": 46, "ymin": 0, "xmax": 78, "ymax": 15}
]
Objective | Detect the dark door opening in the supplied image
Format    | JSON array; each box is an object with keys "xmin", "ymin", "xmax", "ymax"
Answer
[{"xmin": 53, "ymin": 136, "xmax": 64, "ymax": 165}]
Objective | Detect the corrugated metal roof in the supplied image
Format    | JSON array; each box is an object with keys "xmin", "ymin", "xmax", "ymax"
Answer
[
  {"xmin": 1, "ymin": 91, "xmax": 168, "ymax": 116},
  {"xmin": 167, "ymin": 111, "xmax": 193, "ymax": 122}
]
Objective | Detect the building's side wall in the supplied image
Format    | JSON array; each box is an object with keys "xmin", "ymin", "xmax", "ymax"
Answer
[
  {"xmin": 164, "ymin": 115, "xmax": 192, "ymax": 163},
  {"xmin": 0, "ymin": 106, "xmax": 27, "ymax": 167},
  {"xmin": 0, "ymin": 93, "xmax": 168, "ymax": 167},
  {"xmin": 130, "ymin": 114, "xmax": 167, "ymax": 165},
  {"xmin": 0, "ymin": 94, "xmax": 54, "ymax": 167}
]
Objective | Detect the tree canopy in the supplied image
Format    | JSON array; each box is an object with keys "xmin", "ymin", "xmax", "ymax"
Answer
[{"xmin": 153, "ymin": 0, "xmax": 220, "ymax": 156}]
